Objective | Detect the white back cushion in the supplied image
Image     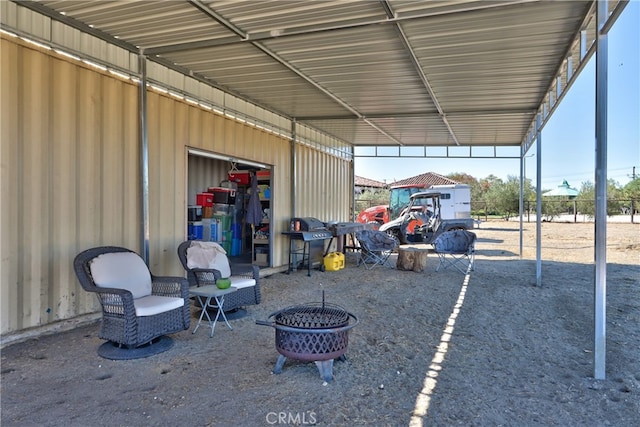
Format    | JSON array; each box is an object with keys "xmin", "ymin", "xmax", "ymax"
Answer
[
  {"xmin": 186, "ymin": 241, "xmax": 231, "ymax": 278},
  {"xmin": 90, "ymin": 252, "xmax": 152, "ymax": 299}
]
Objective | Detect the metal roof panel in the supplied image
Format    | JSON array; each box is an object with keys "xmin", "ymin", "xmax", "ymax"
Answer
[{"xmin": 21, "ymin": 0, "xmax": 608, "ymax": 151}]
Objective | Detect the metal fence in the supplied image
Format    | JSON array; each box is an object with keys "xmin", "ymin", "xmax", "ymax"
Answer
[
  {"xmin": 354, "ymin": 198, "xmax": 639, "ymax": 224},
  {"xmin": 470, "ymin": 199, "xmax": 638, "ymax": 223}
]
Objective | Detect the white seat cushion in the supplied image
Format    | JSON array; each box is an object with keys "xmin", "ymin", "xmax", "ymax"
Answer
[
  {"xmin": 134, "ymin": 295, "xmax": 184, "ymax": 317},
  {"xmin": 229, "ymin": 276, "xmax": 256, "ymax": 290},
  {"xmin": 90, "ymin": 252, "xmax": 152, "ymax": 299}
]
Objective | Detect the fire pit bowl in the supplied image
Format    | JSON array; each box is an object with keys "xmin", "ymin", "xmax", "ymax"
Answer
[{"xmin": 256, "ymin": 302, "xmax": 358, "ymax": 382}]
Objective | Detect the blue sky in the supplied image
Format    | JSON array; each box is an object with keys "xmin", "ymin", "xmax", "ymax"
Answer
[{"xmin": 355, "ymin": 2, "xmax": 639, "ymax": 191}]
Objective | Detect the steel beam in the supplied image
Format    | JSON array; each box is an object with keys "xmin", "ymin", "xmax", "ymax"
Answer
[
  {"xmin": 535, "ymin": 114, "xmax": 542, "ymax": 287},
  {"xmin": 138, "ymin": 54, "xmax": 150, "ymax": 265},
  {"xmin": 593, "ymin": 0, "xmax": 609, "ymax": 381}
]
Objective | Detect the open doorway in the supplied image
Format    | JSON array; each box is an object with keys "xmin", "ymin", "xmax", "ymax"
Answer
[{"xmin": 186, "ymin": 149, "xmax": 271, "ymax": 268}]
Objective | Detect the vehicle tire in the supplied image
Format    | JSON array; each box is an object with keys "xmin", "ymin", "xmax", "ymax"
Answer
[{"xmin": 387, "ymin": 228, "xmax": 404, "ymax": 246}]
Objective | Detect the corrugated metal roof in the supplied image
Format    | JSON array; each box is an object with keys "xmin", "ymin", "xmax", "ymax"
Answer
[{"xmin": 15, "ymin": 0, "xmax": 624, "ymax": 152}]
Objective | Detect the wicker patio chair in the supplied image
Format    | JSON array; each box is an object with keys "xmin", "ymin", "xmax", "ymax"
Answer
[
  {"xmin": 177, "ymin": 241, "xmax": 261, "ymax": 312},
  {"xmin": 432, "ymin": 229, "xmax": 477, "ymax": 274},
  {"xmin": 355, "ymin": 229, "xmax": 398, "ymax": 269},
  {"xmin": 73, "ymin": 246, "xmax": 190, "ymax": 349}
]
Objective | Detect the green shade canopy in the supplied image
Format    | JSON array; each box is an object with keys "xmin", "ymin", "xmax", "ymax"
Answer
[{"xmin": 543, "ymin": 180, "xmax": 580, "ymax": 197}]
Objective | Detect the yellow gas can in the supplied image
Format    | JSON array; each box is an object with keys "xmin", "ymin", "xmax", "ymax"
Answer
[{"xmin": 323, "ymin": 252, "xmax": 345, "ymax": 271}]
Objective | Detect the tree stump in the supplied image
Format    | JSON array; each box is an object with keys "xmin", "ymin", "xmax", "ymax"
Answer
[{"xmin": 396, "ymin": 244, "xmax": 430, "ymax": 272}]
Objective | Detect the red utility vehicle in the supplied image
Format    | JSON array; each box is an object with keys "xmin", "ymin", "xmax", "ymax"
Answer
[{"xmin": 356, "ymin": 184, "xmax": 428, "ymax": 229}]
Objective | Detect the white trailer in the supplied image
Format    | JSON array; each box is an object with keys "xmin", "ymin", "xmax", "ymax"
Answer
[{"xmin": 428, "ymin": 184, "xmax": 472, "ymax": 220}]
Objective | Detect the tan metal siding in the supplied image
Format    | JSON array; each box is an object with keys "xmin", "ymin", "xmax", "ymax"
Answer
[
  {"xmin": 146, "ymin": 92, "xmax": 186, "ymax": 275},
  {"xmin": 145, "ymin": 92, "xmax": 295, "ymax": 275},
  {"xmin": 1, "ymin": 35, "xmax": 346, "ymax": 335},
  {"xmin": 1, "ymin": 36, "xmax": 141, "ymax": 334},
  {"xmin": 19, "ymin": 41, "xmax": 51, "ymax": 330},
  {"xmin": 51, "ymin": 58, "xmax": 78, "ymax": 321},
  {"xmin": 1, "ymin": 37, "xmax": 20, "ymax": 333},
  {"xmin": 294, "ymin": 144, "xmax": 353, "ymax": 226}
]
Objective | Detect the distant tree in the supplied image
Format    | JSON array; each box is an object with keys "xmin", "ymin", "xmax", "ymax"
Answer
[
  {"xmin": 622, "ymin": 178, "xmax": 640, "ymax": 213},
  {"xmin": 446, "ymin": 172, "xmax": 477, "ymax": 186},
  {"xmin": 475, "ymin": 174, "xmax": 502, "ymax": 211},
  {"xmin": 576, "ymin": 179, "xmax": 625, "ymax": 217},
  {"xmin": 577, "ymin": 181, "xmax": 595, "ymax": 217},
  {"xmin": 623, "ymin": 177, "xmax": 640, "ymax": 199},
  {"xmin": 541, "ymin": 198, "xmax": 568, "ymax": 221},
  {"xmin": 484, "ymin": 175, "xmax": 529, "ymax": 220},
  {"xmin": 477, "ymin": 174, "xmax": 536, "ymax": 219},
  {"xmin": 354, "ymin": 188, "xmax": 390, "ymax": 215}
]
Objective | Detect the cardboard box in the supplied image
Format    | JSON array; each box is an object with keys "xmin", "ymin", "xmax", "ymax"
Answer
[
  {"xmin": 202, "ymin": 206, "xmax": 214, "ymax": 218},
  {"xmin": 255, "ymin": 253, "xmax": 268, "ymax": 264}
]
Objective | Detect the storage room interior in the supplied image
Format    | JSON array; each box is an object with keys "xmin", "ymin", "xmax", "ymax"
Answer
[{"xmin": 187, "ymin": 152, "xmax": 272, "ymax": 268}]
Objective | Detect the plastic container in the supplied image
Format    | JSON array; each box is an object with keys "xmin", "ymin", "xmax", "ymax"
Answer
[
  {"xmin": 188, "ymin": 205, "xmax": 202, "ymax": 221},
  {"xmin": 213, "ymin": 214, "xmax": 232, "ymax": 231},
  {"xmin": 196, "ymin": 193, "xmax": 214, "ymax": 207},
  {"xmin": 213, "ymin": 203, "xmax": 233, "ymax": 215},
  {"xmin": 231, "ymin": 223, "xmax": 242, "ymax": 239},
  {"xmin": 212, "ymin": 220, "xmax": 219, "ymax": 242},
  {"xmin": 202, "ymin": 218, "xmax": 213, "ymax": 241},
  {"xmin": 231, "ymin": 239, "xmax": 241, "ymax": 256},
  {"xmin": 323, "ymin": 252, "xmax": 345, "ymax": 271},
  {"xmin": 188, "ymin": 221, "xmax": 203, "ymax": 240},
  {"xmin": 208, "ymin": 187, "xmax": 236, "ymax": 205},
  {"xmin": 227, "ymin": 171, "xmax": 250, "ymax": 185}
]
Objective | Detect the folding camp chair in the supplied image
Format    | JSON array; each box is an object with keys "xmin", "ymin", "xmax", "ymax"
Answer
[
  {"xmin": 355, "ymin": 229, "xmax": 398, "ymax": 269},
  {"xmin": 432, "ymin": 229, "xmax": 477, "ymax": 274}
]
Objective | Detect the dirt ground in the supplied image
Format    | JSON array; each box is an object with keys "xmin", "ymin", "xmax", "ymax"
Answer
[{"xmin": 1, "ymin": 220, "xmax": 639, "ymax": 426}]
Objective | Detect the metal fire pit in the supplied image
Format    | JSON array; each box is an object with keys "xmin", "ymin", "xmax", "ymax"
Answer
[{"xmin": 257, "ymin": 302, "xmax": 358, "ymax": 382}]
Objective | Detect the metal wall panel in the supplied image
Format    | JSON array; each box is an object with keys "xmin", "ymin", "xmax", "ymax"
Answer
[
  {"xmin": 294, "ymin": 144, "xmax": 353, "ymax": 228},
  {"xmin": 1, "ymin": 35, "xmax": 350, "ymax": 335},
  {"xmin": 144, "ymin": 91, "xmax": 295, "ymax": 274},
  {"xmin": 1, "ymin": 36, "xmax": 20, "ymax": 333},
  {"xmin": 1, "ymin": 36, "xmax": 140, "ymax": 334}
]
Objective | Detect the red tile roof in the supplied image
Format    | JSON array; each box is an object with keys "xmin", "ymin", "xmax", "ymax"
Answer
[
  {"xmin": 390, "ymin": 172, "xmax": 459, "ymax": 187},
  {"xmin": 355, "ymin": 175, "xmax": 387, "ymax": 188}
]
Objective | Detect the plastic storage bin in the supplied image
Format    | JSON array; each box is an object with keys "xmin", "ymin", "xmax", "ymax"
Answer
[
  {"xmin": 196, "ymin": 193, "xmax": 214, "ymax": 207},
  {"xmin": 208, "ymin": 187, "xmax": 237, "ymax": 205},
  {"xmin": 188, "ymin": 221, "xmax": 203, "ymax": 240},
  {"xmin": 188, "ymin": 205, "xmax": 202, "ymax": 221}
]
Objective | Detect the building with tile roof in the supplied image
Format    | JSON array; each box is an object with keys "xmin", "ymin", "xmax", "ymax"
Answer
[
  {"xmin": 390, "ymin": 172, "xmax": 459, "ymax": 188},
  {"xmin": 355, "ymin": 175, "xmax": 388, "ymax": 195}
]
